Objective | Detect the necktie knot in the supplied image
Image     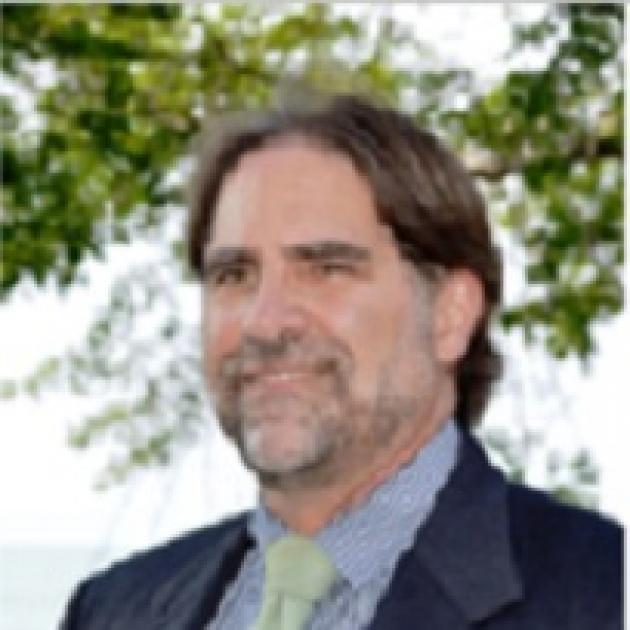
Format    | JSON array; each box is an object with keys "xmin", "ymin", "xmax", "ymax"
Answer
[
  {"xmin": 265, "ymin": 534, "xmax": 338, "ymax": 601},
  {"xmin": 253, "ymin": 534, "xmax": 339, "ymax": 630}
]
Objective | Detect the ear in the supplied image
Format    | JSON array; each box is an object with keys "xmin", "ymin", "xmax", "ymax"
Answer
[{"xmin": 433, "ymin": 269, "xmax": 484, "ymax": 364}]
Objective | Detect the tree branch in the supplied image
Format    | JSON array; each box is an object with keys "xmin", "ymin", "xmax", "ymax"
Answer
[{"xmin": 465, "ymin": 137, "xmax": 622, "ymax": 180}]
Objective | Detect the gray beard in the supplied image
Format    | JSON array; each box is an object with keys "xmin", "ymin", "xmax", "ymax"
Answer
[
  {"xmin": 215, "ymin": 371, "xmax": 420, "ymax": 491},
  {"xmin": 216, "ymin": 372, "xmax": 350, "ymax": 488},
  {"xmin": 212, "ymin": 329, "xmax": 424, "ymax": 490}
]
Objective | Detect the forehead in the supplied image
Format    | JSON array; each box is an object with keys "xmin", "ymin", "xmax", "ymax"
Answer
[{"xmin": 210, "ymin": 139, "xmax": 385, "ymax": 247}]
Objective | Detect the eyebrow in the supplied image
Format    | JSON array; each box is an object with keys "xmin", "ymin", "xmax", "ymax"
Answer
[
  {"xmin": 202, "ymin": 240, "xmax": 372, "ymax": 277},
  {"xmin": 283, "ymin": 240, "xmax": 372, "ymax": 263},
  {"xmin": 202, "ymin": 247, "xmax": 257, "ymax": 276}
]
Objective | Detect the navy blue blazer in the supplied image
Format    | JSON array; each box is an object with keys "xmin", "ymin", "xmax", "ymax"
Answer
[{"xmin": 61, "ymin": 434, "xmax": 623, "ymax": 629}]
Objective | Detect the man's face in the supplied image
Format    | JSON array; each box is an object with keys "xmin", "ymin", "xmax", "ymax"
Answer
[{"xmin": 202, "ymin": 138, "xmax": 445, "ymax": 487}]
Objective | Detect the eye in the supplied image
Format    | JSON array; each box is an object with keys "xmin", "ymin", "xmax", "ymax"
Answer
[
  {"xmin": 314, "ymin": 261, "xmax": 355, "ymax": 277},
  {"xmin": 208, "ymin": 265, "xmax": 252, "ymax": 288}
]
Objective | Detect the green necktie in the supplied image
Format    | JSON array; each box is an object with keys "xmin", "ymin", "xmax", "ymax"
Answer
[{"xmin": 252, "ymin": 534, "xmax": 339, "ymax": 630}]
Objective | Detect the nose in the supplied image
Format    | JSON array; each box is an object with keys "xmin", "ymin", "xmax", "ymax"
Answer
[{"xmin": 241, "ymin": 272, "xmax": 308, "ymax": 342}]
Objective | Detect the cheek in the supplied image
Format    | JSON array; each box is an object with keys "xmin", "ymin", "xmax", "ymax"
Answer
[
  {"xmin": 202, "ymin": 303, "xmax": 242, "ymax": 383},
  {"xmin": 320, "ymin": 283, "xmax": 409, "ymax": 392}
]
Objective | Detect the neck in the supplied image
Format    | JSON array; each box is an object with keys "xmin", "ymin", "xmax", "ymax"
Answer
[{"xmin": 261, "ymin": 386, "xmax": 454, "ymax": 535}]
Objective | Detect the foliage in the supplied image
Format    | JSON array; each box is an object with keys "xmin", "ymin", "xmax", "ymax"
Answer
[
  {"xmin": 443, "ymin": 4, "xmax": 623, "ymax": 359},
  {"xmin": 1, "ymin": 3, "xmax": 371, "ymax": 293},
  {"xmin": 0, "ymin": 5, "xmax": 623, "ymax": 494}
]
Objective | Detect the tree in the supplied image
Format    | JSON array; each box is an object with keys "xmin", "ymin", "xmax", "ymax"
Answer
[
  {"xmin": 1, "ymin": 4, "xmax": 622, "ymax": 500},
  {"xmin": 1, "ymin": 4, "xmax": 368, "ymax": 293},
  {"xmin": 446, "ymin": 4, "xmax": 623, "ymax": 360}
]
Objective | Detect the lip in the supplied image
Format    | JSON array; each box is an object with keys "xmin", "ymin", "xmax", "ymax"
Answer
[{"xmin": 240, "ymin": 366, "xmax": 318, "ymax": 391}]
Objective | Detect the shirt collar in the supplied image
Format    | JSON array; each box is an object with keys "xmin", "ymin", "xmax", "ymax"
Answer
[{"xmin": 249, "ymin": 419, "xmax": 460, "ymax": 588}]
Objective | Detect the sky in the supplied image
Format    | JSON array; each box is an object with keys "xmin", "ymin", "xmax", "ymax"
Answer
[{"xmin": 0, "ymin": 3, "xmax": 627, "ymax": 626}]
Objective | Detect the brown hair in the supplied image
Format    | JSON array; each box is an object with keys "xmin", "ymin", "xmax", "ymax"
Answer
[{"xmin": 188, "ymin": 95, "xmax": 502, "ymax": 428}]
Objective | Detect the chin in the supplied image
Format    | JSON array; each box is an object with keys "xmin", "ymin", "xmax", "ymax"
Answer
[{"xmin": 241, "ymin": 423, "xmax": 329, "ymax": 476}]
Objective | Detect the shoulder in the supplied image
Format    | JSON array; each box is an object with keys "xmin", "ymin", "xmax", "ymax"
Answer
[
  {"xmin": 506, "ymin": 481, "xmax": 622, "ymax": 560},
  {"xmin": 61, "ymin": 512, "xmax": 250, "ymax": 629},
  {"xmin": 459, "ymin": 431, "xmax": 622, "ymax": 566},
  {"xmin": 506, "ymin": 482, "xmax": 622, "ymax": 627},
  {"xmin": 92, "ymin": 512, "xmax": 248, "ymax": 587},
  {"xmin": 452, "ymin": 433, "xmax": 622, "ymax": 627}
]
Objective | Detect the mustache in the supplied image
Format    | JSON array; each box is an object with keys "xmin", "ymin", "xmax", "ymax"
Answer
[{"xmin": 217, "ymin": 331, "xmax": 353, "ymax": 387}]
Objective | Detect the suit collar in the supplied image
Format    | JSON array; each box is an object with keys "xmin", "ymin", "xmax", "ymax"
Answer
[
  {"xmin": 148, "ymin": 517, "xmax": 253, "ymax": 630},
  {"xmin": 415, "ymin": 432, "xmax": 523, "ymax": 619},
  {"xmin": 371, "ymin": 432, "xmax": 523, "ymax": 627}
]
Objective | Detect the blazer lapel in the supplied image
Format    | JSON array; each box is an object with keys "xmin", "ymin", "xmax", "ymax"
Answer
[
  {"xmin": 146, "ymin": 518, "xmax": 253, "ymax": 630},
  {"xmin": 369, "ymin": 434, "xmax": 523, "ymax": 629}
]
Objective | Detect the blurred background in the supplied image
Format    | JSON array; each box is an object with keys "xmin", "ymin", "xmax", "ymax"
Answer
[{"xmin": 0, "ymin": 4, "xmax": 625, "ymax": 628}]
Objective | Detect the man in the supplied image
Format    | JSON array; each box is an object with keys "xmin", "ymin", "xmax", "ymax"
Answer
[{"xmin": 62, "ymin": 95, "xmax": 622, "ymax": 629}]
